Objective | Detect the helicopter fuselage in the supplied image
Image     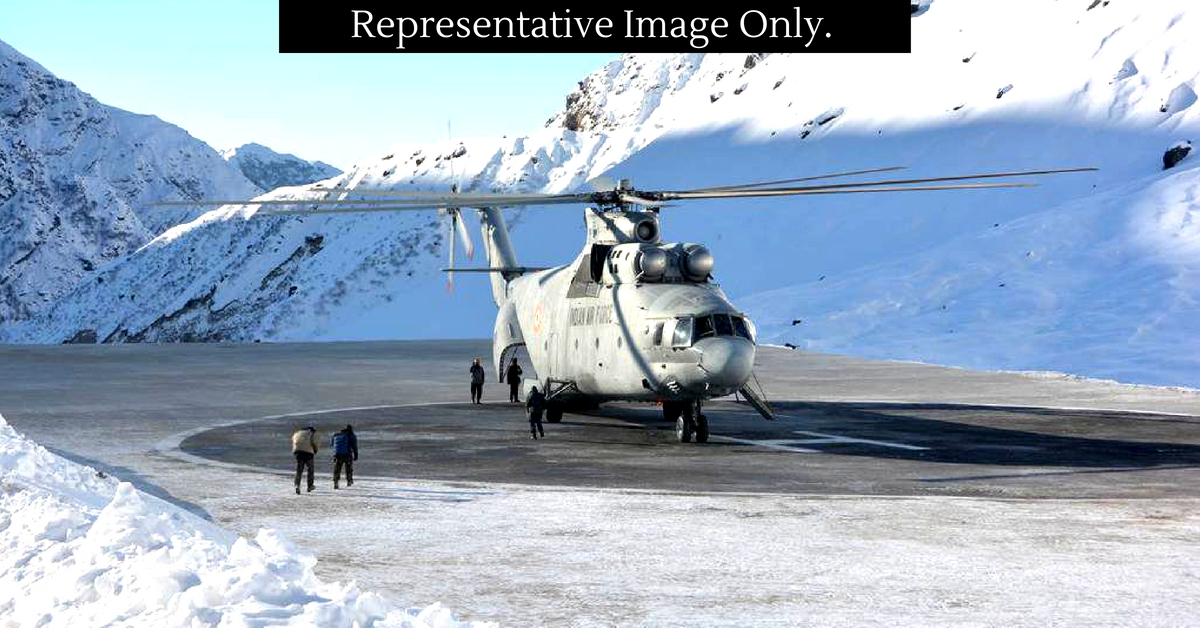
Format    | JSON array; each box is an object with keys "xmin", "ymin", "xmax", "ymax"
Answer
[{"xmin": 491, "ymin": 208, "xmax": 756, "ymax": 405}]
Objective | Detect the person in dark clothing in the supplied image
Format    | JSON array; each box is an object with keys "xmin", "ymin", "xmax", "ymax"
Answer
[
  {"xmin": 469, "ymin": 358, "xmax": 486, "ymax": 404},
  {"xmin": 291, "ymin": 426, "xmax": 318, "ymax": 494},
  {"xmin": 331, "ymin": 424, "xmax": 359, "ymax": 489},
  {"xmin": 526, "ymin": 386, "xmax": 546, "ymax": 439},
  {"xmin": 505, "ymin": 358, "xmax": 524, "ymax": 403}
]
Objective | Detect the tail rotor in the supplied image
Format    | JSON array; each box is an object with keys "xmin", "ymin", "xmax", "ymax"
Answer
[
  {"xmin": 443, "ymin": 120, "xmax": 475, "ymax": 292},
  {"xmin": 442, "ymin": 201, "xmax": 475, "ymax": 293}
]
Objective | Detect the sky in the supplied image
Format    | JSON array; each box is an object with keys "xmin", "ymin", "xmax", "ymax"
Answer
[{"xmin": 1, "ymin": 0, "xmax": 615, "ymax": 169}]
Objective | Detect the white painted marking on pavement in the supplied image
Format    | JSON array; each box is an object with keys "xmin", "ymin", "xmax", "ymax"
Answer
[{"xmin": 712, "ymin": 430, "xmax": 928, "ymax": 453}]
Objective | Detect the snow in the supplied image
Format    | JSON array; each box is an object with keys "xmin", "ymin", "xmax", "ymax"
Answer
[
  {"xmin": 3, "ymin": 0, "xmax": 1199, "ymax": 387},
  {"xmin": 0, "ymin": 413, "xmax": 480, "ymax": 627},
  {"xmin": 222, "ymin": 143, "xmax": 343, "ymax": 192},
  {"xmin": 160, "ymin": 443, "xmax": 1200, "ymax": 627},
  {"xmin": 0, "ymin": 39, "xmax": 261, "ymax": 323}
]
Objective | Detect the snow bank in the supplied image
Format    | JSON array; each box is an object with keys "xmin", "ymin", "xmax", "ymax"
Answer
[{"xmin": 0, "ymin": 414, "xmax": 481, "ymax": 627}]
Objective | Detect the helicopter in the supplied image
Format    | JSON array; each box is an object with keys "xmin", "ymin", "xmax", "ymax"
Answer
[{"xmin": 161, "ymin": 165, "xmax": 1095, "ymax": 443}]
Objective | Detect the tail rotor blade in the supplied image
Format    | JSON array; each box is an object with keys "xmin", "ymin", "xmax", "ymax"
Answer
[
  {"xmin": 446, "ymin": 210, "xmax": 456, "ymax": 293},
  {"xmin": 454, "ymin": 209, "xmax": 475, "ymax": 260}
]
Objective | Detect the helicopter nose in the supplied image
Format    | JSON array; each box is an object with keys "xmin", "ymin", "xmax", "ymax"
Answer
[{"xmin": 693, "ymin": 337, "xmax": 755, "ymax": 391}]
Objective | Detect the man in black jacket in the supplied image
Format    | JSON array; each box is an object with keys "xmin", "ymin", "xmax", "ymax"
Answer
[
  {"xmin": 331, "ymin": 425, "xmax": 359, "ymax": 489},
  {"xmin": 469, "ymin": 358, "xmax": 485, "ymax": 404},
  {"xmin": 526, "ymin": 386, "xmax": 546, "ymax": 439},
  {"xmin": 505, "ymin": 357, "xmax": 524, "ymax": 403}
]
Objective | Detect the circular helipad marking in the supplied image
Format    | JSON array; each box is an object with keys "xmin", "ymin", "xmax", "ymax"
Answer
[{"xmin": 178, "ymin": 401, "xmax": 1200, "ymax": 499}]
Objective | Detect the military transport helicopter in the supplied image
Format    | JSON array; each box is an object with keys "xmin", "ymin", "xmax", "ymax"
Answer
[{"xmin": 163, "ymin": 165, "xmax": 1095, "ymax": 443}]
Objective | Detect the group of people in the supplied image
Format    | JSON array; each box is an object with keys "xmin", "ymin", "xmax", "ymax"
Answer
[
  {"xmin": 470, "ymin": 356, "xmax": 524, "ymax": 403},
  {"xmin": 290, "ymin": 424, "xmax": 358, "ymax": 494},
  {"xmin": 289, "ymin": 357, "xmax": 551, "ymax": 494},
  {"xmin": 474, "ymin": 357, "xmax": 548, "ymax": 439}
]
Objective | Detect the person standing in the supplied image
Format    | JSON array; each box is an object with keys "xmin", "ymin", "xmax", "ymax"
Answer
[
  {"xmin": 505, "ymin": 357, "xmax": 524, "ymax": 403},
  {"xmin": 291, "ymin": 426, "xmax": 318, "ymax": 494},
  {"xmin": 331, "ymin": 424, "xmax": 359, "ymax": 489},
  {"xmin": 469, "ymin": 357, "xmax": 486, "ymax": 404},
  {"xmin": 526, "ymin": 385, "xmax": 546, "ymax": 440}
]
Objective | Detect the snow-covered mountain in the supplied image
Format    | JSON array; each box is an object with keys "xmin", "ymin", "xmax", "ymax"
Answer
[
  {"xmin": 2, "ymin": 0, "xmax": 1198, "ymax": 386},
  {"xmin": 0, "ymin": 39, "xmax": 260, "ymax": 323},
  {"xmin": 221, "ymin": 143, "xmax": 341, "ymax": 192}
]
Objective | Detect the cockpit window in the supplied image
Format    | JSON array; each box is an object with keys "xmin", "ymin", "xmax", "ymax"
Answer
[
  {"xmin": 713, "ymin": 314, "xmax": 734, "ymax": 337},
  {"xmin": 671, "ymin": 317, "xmax": 693, "ymax": 347},
  {"xmin": 732, "ymin": 316, "xmax": 753, "ymax": 341},
  {"xmin": 673, "ymin": 314, "xmax": 753, "ymax": 346}
]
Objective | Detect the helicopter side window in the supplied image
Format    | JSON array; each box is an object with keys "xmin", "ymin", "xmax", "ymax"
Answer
[
  {"xmin": 671, "ymin": 317, "xmax": 693, "ymax": 347},
  {"xmin": 713, "ymin": 314, "xmax": 734, "ymax": 337},
  {"xmin": 694, "ymin": 316, "xmax": 715, "ymax": 340},
  {"xmin": 732, "ymin": 316, "xmax": 753, "ymax": 341},
  {"xmin": 590, "ymin": 244, "xmax": 613, "ymax": 282},
  {"xmin": 653, "ymin": 322, "xmax": 664, "ymax": 346}
]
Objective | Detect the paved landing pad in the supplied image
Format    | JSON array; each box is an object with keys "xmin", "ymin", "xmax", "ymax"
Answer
[{"xmin": 182, "ymin": 401, "xmax": 1200, "ymax": 499}]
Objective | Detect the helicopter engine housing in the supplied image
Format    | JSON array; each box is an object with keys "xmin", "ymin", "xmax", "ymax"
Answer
[{"xmin": 681, "ymin": 244, "xmax": 714, "ymax": 282}]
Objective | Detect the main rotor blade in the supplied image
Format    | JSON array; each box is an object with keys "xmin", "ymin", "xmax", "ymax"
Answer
[
  {"xmin": 300, "ymin": 188, "xmax": 594, "ymax": 204},
  {"xmin": 153, "ymin": 193, "xmax": 591, "ymax": 208},
  {"xmin": 250, "ymin": 197, "xmax": 591, "ymax": 215},
  {"xmin": 689, "ymin": 166, "xmax": 907, "ymax": 193},
  {"xmin": 659, "ymin": 182, "xmax": 1039, "ymax": 203},
  {"xmin": 252, "ymin": 182, "xmax": 1039, "ymax": 217},
  {"xmin": 440, "ymin": 267, "xmax": 551, "ymax": 273},
  {"xmin": 660, "ymin": 166, "xmax": 1096, "ymax": 201}
]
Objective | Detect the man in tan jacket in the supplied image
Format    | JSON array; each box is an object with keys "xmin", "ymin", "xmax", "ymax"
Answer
[{"xmin": 291, "ymin": 426, "xmax": 319, "ymax": 494}]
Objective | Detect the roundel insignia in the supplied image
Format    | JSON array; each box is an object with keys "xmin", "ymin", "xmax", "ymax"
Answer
[{"xmin": 532, "ymin": 303, "xmax": 547, "ymax": 333}]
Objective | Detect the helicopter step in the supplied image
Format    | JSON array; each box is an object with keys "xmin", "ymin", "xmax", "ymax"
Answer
[
  {"xmin": 664, "ymin": 400, "xmax": 709, "ymax": 444},
  {"xmin": 739, "ymin": 383, "xmax": 776, "ymax": 421}
]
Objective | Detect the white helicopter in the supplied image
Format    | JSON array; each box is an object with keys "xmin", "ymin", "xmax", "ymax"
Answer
[{"xmin": 164, "ymin": 165, "xmax": 1094, "ymax": 442}]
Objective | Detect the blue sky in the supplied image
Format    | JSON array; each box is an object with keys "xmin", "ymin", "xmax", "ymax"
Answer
[{"xmin": 1, "ymin": 0, "xmax": 615, "ymax": 168}]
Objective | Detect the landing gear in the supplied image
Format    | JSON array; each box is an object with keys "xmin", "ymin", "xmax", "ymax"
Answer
[
  {"xmin": 675, "ymin": 415, "xmax": 692, "ymax": 443},
  {"xmin": 695, "ymin": 412, "xmax": 710, "ymax": 443},
  {"xmin": 546, "ymin": 404, "xmax": 563, "ymax": 423},
  {"xmin": 665, "ymin": 400, "xmax": 707, "ymax": 444}
]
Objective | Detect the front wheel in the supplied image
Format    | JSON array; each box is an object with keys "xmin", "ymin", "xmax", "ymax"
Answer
[
  {"xmin": 546, "ymin": 404, "xmax": 563, "ymax": 423},
  {"xmin": 675, "ymin": 415, "xmax": 693, "ymax": 443},
  {"xmin": 694, "ymin": 414, "xmax": 709, "ymax": 443}
]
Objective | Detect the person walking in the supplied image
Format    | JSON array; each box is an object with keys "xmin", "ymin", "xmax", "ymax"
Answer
[
  {"xmin": 291, "ymin": 426, "xmax": 318, "ymax": 494},
  {"xmin": 526, "ymin": 385, "xmax": 546, "ymax": 440},
  {"xmin": 331, "ymin": 424, "xmax": 359, "ymax": 489},
  {"xmin": 469, "ymin": 358, "xmax": 486, "ymax": 404},
  {"xmin": 505, "ymin": 357, "xmax": 524, "ymax": 403}
]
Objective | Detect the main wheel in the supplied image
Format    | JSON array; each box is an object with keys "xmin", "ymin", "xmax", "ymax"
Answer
[
  {"xmin": 546, "ymin": 404, "xmax": 563, "ymax": 423},
  {"xmin": 675, "ymin": 415, "xmax": 693, "ymax": 443},
  {"xmin": 695, "ymin": 414, "xmax": 710, "ymax": 443}
]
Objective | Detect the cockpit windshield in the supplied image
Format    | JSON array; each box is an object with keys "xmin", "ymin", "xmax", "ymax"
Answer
[
  {"xmin": 731, "ymin": 316, "xmax": 753, "ymax": 341},
  {"xmin": 672, "ymin": 314, "xmax": 754, "ymax": 347},
  {"xmin": 671, "ymin": 317, "xmax": 693, "ymax": 347}
]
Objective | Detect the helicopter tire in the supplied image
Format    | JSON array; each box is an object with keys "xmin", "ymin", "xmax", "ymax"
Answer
[
  {"xmin": 546, "ymin": 404, "xmax": 563, "ymax": 424},
  {"xmin": 694, "ymin": 414, "xmax": 710, "ymax": 443},
  {"xmin": 675, "ymin": 415, "xmax": 693, "ymax": 443}
]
